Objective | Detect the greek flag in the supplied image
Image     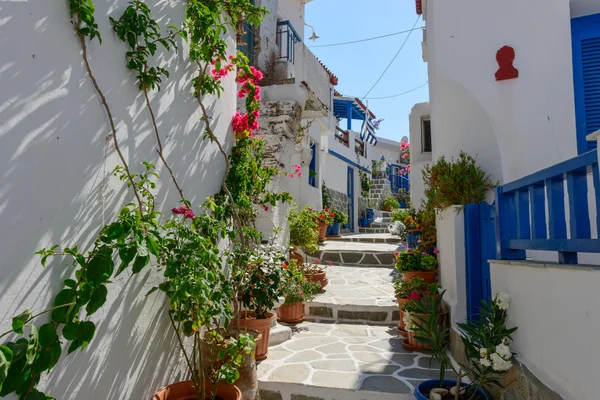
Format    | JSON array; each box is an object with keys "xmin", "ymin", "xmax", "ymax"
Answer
[{"xmin": 360, "ymin": 104, "xmax": 378, "ymax": 146}]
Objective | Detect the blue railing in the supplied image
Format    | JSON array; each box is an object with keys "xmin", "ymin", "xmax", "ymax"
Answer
[
  {"xmin": 277, "ymin": 21, "xmax": 301, "ymax": 64},
  {"xmin": 496, "ymin": 149, "xmax": 600, "ymax": 264},
  {"xmin": 389, "ymin": 171, "xmax": 410, "ymax": 193}
]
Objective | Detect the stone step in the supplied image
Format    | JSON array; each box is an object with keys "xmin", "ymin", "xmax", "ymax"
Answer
[
  {"xmin": 310, "ymin": 242, "xmax": 402, "ymax": 267},
  {"xmin": 359, "ymin": 227, "xmax": 389, "ymax": 234},
  {"xmin": 259, "ymin": 320, "xmax": 448, "ymax": 400},
  {"xmin": 375, "ymin": 211, "xmax": 393, "ymax": 218},
  {"xmin": 269, "ymin": 323, "xmax": 293, "ymax": 346},
  {"xmin": 327, "ymin": 233, "xmax": 401, "ymax": 244}
]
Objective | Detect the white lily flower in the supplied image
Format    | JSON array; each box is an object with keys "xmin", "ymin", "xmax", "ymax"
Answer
[
  {"xmin": 495, "ymin": 292, "xmax": 511, "ymax": 310},
  {"xmin": 479, "ymin": 358, "xmax": 492, "ymax": 367},
  {"xmin": 490, "ymin": 352, "xmax": 512, "ymax": 371},
  {"xmin": 496, "ymin": 343, "xmax": 512, "ymax": 359},
  {"xmin": 480, "ymin": 348, "xmax": 488, "ymax": 358}
]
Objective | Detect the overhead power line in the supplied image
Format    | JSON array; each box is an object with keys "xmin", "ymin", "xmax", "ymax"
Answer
[
  {"xmin": 361, "ymin": 16, "xmax": 421, "ymax": 100},
  {"xmin": 309, "ymin": 27, "xmax": 425, "ymax": 48},
  {"xmin": 365, "ymin": 82, "xmax": 428, "ymax": 100}
]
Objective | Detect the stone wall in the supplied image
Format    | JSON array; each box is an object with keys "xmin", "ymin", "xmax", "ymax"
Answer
[{"xmin": 326, "ymin": 188, "xmax": 348, "ymax": 215}]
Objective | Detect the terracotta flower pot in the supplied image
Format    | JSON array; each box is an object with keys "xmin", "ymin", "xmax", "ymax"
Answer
[
  {"xmin": 403, "ymin": 270, "xmax": 438, "ymax": 284},
  {"xmin": 277, "ymin": 302, "xmax": 304, "ymax": 323},
  {"xmin": 201, "ymin": 329, "xmax": 262, "ymax": 400},
  {"xmin": 397, "ymin": 297, "xmax": 410, "ymax": 311},
  {"xmin": 290, "ymin": 246, "xmax": 304, "ymax": 265},
  {"xmin": 384, "ymin": 205, "xmax": 393, "ymax": 212},
  {"xmin": 238, "ymin": 311, "xmax": 274, "ymax": 361},
  {"xmin": 405, "ymin": 310, "xmax": 447, "ymax": 350},
  {"xmin": 304, "ymin": 270, "xmax": 328, "ymax": 289},
  {"xmin": 318, "ymin": 222, "xmax": 328, "ymax": 241},
  {"xmin": 152, "ymin": 380, "xmax": 241, "ymax": 400}
]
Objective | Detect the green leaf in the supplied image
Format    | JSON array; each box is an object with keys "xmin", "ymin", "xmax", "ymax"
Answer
[
  {"xmin": 64, "ymin": 279, "xmax": 77, "ymax": 289},
  {"xmin": 52, "ymin": 288, "xmax": 76, "ymax": 323},
  {"xmin": 132, "ymin": 254, "xmax": 149, "ymax": 273},
  {"xmin": 145, "ymin": 236, "xmax": 159, "ymax": 256},
  {"xmin": 86, "ymin": 285, "xmax": 108, "ymax": 316},
  {"xmin": 62, "ymin": 322, "xmax": 80, "ymax": 341},
  {"xmin": 26, "ymin": 325, "xmax": 39, "ymax": 365},
  {"xmin": 79, "ymin": 321, "xmax": 95, "ymax": 349},
  {"xmin": 11, "ymin": 310, "xmax": 32, "ymax": 335},
  {"xmin": 103, "ymin": 222, "xmax": 124, "ymax": 242},
  {"xmin": 145, "ymin": 286, "xmax": 158, "ymax": 296},
  {"xmin": 85, "ymin": 253, "xmax": 114, "ymax": 286},
  {"xmin": 38, "ymin": 324, "xmax": 58, "ymax": 348},
  {"xmin": 0, "ymin": 346, "xmax": 13, "ymax": 391}
]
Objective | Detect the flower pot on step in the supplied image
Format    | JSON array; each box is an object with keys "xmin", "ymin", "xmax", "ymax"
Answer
[
  {"xmin": 403, "ymin": 270, "xmax": 437, "ymax": 284},
  {"xmin": 304, "ymin": 270, "xmax": 328, "ymax": 289},
  {"xmin": 277, "ymin": 302, "xmax": 304, "ymax": 323},
  {"xmin": 414, "ymin": 380, "xmax": 489, "ymax": 400},
  {"xmin": 359, "ymin": 218, "xmax": 370, "ymax": 227},
  {"xmin": 290, "ymin": 246, "xmax": 304, "ymax": 265},
  {"xmin": 201, "ymin": 328, "xmax": 262, "ymax": 400},
  {"xmin": 152, "ymin": 380, "xmax": 241, "ymax": 400},
  {"xmin": 318, "ymin": 221, "xmax": 328, "ymax": 241},
  {"xmin": 238, "ymin": 311, "xmax": 274, "ymax": 361},
  {"xmin": 326, "ymin": 222, "xmax": 341, "ymax": 237},
  {"xmin": 383, "ymin": 205, "xmax": 393, "ymax": 212}
]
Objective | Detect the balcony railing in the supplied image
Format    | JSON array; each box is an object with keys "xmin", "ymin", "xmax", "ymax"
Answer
[
  {"xmin": 277, "ymin": 20, "xmax": 301, "ymax": 64},
  {"xmin": 334, "ymin": 127, "xmax": 349, "ymax": 147},
  {"xmin": 355, "ymin": 138, "xmax": 365, "ymax": 157},
  {"xmin": 496, "ymin": 149, "xmax": 600, "ymax": 264}
]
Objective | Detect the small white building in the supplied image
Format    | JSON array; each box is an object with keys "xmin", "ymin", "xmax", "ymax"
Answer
[{"xmin": 410, "ymin": 1, "xmax": 600, "ymax": 399}]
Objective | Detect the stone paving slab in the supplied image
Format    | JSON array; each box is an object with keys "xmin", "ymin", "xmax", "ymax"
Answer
[
  {"xmin": 318, "ymin": 242, "xmax": 402, "ymax": 252},
  {"xmin": 327, "ymin": 233, "xmax": 402, "ymax": 244},
  {"xmin": 259, "ymin": 321, "xmax": 451, "ymax": 395}
]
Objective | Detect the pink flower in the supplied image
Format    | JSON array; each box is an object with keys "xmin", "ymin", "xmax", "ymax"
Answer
[
  {"xmin": 433, "ymin": 249, "xmax": 440, "ymax": 255},
  {"xmin": 423, "ymin": 290, "xmax": 431, "ymax": 296},
  {"xmin": 252, "ymin": 110, "xmax": 261, "ymax": 118},
  {"xmin": 297, "ymin": 172, "xmax": 302, "ymax": 177},
  {"xmin": 394, "ymin": 252, "xmax": 399, "ymax": 257},
  {"xmin": 228, "ymin": 55, "xmax": 234, "ymax": 60},
  {"xmin": 407, "ymin": 291, "xmax": 421, "ymax": 300},
  {"xmin": 211, "ymin": 59, "xmax": 217, "ymax": 65},
  {"xmin": 422, "ymin": 252, "xmax": 427, "ymax": 256},
  {"xmin": 263, "ymin": 205, "xmax": 269, "ymax": 211},
  {"xmin": 315, "ymin": 259, "xmax": 320, "ymax": 264},
  {"xmin": 328, "ymin": 261, "xmax": 333, "ymax": 266},
  {"xmin": 172, "ymin": 207, "xmax": 182, "ymax": 215},
  {"xmin": 406, "ymin": 248, "xmax": 412, "ymax": 251}
]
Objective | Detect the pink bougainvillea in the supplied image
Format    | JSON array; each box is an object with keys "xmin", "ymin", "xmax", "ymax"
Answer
[{"xmin": 172, "ymin": 204, "xmax": 195, "ymax": 219}]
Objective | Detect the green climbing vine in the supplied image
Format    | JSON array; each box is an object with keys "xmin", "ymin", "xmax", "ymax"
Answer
[{"xmin": 0, "ymin": 0, "xmax": 298, "ymax": 399}]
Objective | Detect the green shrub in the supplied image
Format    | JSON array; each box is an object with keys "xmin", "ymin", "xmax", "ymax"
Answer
[
  {"xmin": 392, "ymin": 208, "xmax": 410, "ymax": 223},
  {"xmin": 383, "ymin": 196, "xmax": 400, "ymax": 210},
  {"xmin": 288, "ymin": 205, "xmax": 319, "ymax": 253},
  {"xmin": 422, "ymin": 151, "xmax": 497, "ymax": 211},
  {"xmin": 330, "ymin": 208, "xmax": 348, "ymax": 225}
]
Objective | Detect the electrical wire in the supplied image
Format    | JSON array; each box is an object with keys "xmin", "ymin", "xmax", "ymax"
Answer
[
  {"xmin": 361, "ymin": 16, "xmax": 421, "ymax": 100},
  {"xmin": 309, "ymin": 26, "xmax": 425, "ymax": 48},
  {"xmin": 364, "ymin": 82, "xmax": 428, "ymax": 100}
]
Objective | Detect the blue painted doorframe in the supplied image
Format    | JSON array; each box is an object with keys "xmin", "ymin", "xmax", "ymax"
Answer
[
  {"xmin": 464, "ymin": 202, "xmax": 496, "ymax": 321},
  {"xmin": 347, "ymin": 167, "xmax": 355, "ymax": 231}
]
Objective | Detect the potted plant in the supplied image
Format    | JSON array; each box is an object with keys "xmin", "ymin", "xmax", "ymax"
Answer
[
  {"xmin": 401, "ymin": 286, "xmax": 447, "ymax": 350},
  {"xmin": 411, "ymin": 292, "xmax": 516, "ymax": 400},
  {"xmin": 236, "ymin": 248, "xmax": 286, "ymax": 360},
  {"xmin": 288, "ymin": 205, "xmax": 319, "ymax": 264},
  {"xmin": 383, "ymin": 196, "xmax": 400, "ymax": 212},
  {"xmin": 314, "ymin": 208, "xmax": 334, "ymax": 241},
  {"xmin": 394, "ymin": 277, "xmax": 427, "ymax": 333},
  {"xmin": 327, "ymin": 208, "xmax": 348, "ymax": 237},
  {"xmin": 395, "ymin": 248, "xmax": 439, "ymax": 283},
  {"xmin": 154, "ymin": 210, "xmax": 253, "ymax": 400},
  {"xmin": 277, "ymin": 260, "xmax": 322, "ymax": 323},
  {"xmin": 397, "ymin": 188, "xmax": 410, "ymax": 208},
  {"xmin": 300, "ymin": 260, "xmax": 329, "ymax": 289}
]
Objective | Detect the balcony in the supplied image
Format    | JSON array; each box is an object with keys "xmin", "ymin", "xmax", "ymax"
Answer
[{"xmin": 277, "ymin": 21, "xmax": 301, "ymax": 64}]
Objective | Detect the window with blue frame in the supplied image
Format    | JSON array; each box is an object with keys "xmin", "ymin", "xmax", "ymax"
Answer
[
  {"xmin": 237, "ymin": 0, "xmax": 255, "ymax": 65},
  {"xmin": 572, "ymin": 13, "xmax": 600, "ymax": 154}
]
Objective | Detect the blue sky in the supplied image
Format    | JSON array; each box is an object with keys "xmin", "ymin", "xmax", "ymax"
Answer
[{"xmin": 304, "ymin": 0, "xmax": 428, "ymax": 142}]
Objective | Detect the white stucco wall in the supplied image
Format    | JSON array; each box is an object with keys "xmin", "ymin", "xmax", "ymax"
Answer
[
  {"xmin": 436, "ymin": 207, "xmax": 467, "ymax": 324},
  {"xmin": 277, "ymin": 0, "xmax": 305, "ymax": 39},
  {"xmin": 571, "ymin": 0, "xmax": 600, "ymax": 18},
  {"xmin": 426, "ymin": 0, "xmax": 579, "ymax": 185},
  {"xmin": 490, "ymin": 260, "xmax": 600, "ymax": 400},
  {"xmin": 409, "ymin": 102, "xmax": 431, "ymax": 207},
  {"xmin": 0, "ymin": 2, "xmax": 237, "ymax": 398}
]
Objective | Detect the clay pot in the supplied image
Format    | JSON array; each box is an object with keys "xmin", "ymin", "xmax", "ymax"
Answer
[
  {"xmin": 304, "ymin": 270, "xmax": 328, "ymax": 289},
  {"xmin": 277, "ymin": 302, "xmax": 304, "ymax": 323},
  {"xmin": 290, "ymin": 247, "xmax": 304, "ymax": 265},
  {"xmin": 397, "ymin": 297, "xmax": 410, "ymax": 311},
  {"xmin": 238, "ymin": 311, "xmax": 274, "ymax": 361},
  {"xmin": 152, "ymin": 380, "xmax": 241, "ymax": 400},
  {"xmin": 403, "ymin": 270, "xmax": 438, "ymax": 284},
  {"xmin": 405, "ymin": 311, "xmax": 447, "ymax": 350},
  {"xmin": 384, "ymin": 205, "xmax": 393, "ymax": 212},
  {"xmin": 201, "ymin": 329, "xmax": 261, "ymax": 400},
  {"xmin": 318, "ymin": 222, "xmax": 328, "ymax": 241}
]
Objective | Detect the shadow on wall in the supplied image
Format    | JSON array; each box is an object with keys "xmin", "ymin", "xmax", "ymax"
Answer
[
  {"xmin": 432, "ymin": 76, "xmax": 504, "ymax": 188},
  {"xmin": 0, "ymin": 1, "xmax": 235, "ymax": 398}
]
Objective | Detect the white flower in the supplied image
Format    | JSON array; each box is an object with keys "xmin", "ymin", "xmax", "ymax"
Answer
[
  {"xmin": 479, "ymin": 358, "xmax": 492, "ymax": 367},
  {"xmin": 403, "ymin": 311, "xmax": 416, "ymax": 331},
  {"xmin": 490, "ymin": 352, "xmax": 513, "ymax": 371},
  {"xmin": 496, "ymin": 342, "xmax": 512, "ymax": 359},
  {"xmin": 480, "ymin": 348, "xmax": 488, "ymax": 358},
  {"xmin": 495, "ymin": 292, "xmax": 511, "ymax": 310}
]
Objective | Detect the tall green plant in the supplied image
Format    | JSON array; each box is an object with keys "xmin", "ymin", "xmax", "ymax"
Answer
[{"xmin": 288, "ymin": 206, "xmax": 319, "ymax": 254}]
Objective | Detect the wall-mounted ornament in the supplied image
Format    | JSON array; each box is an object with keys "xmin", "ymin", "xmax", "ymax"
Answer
[{"xmin": 495, "ymin": 46, "xmax": 519, "ymax": 81}]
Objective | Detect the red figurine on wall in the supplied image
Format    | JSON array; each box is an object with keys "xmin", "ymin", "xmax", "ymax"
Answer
[{"xmin": 495, "ymin": 46, "xmax": 519, "ymax": 81}]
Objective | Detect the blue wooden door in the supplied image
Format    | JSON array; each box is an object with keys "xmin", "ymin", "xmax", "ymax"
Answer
[
  {"xmin": 347, "ymin": 167, "xmax": 354, "ymax": 231},
  {"xmin": 464, "ymin": 202, "xmax": 496, "ymax": 321}
]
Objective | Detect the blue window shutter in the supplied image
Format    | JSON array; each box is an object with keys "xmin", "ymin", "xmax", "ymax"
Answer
[{"xmin": 572, "ymin": 14, "xmax": 600, "ymax": 154}]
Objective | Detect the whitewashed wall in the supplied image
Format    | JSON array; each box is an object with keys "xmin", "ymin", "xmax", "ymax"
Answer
[
  {"xmin": 426, "ymin": 0, "xmax": 578, "ymax": 185},
  {"xmin": 491, "ymin": 260, "xmax": 600, "ymax": 400},
  {"xmin": 408, "ymin": 102, "xmax": 431, "ymax": 207},
  {"xmin": 0, "ymin": 1, "xmax": 237, "ymax": 398},
  {"xmin": 571, "ymin": 0, "xmax": 600, "ymax": 18}
]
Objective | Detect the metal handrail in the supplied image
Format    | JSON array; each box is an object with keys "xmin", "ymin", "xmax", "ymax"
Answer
[{"xmin": 277, "ymin": 20, "xmax": 302, "ymax": 64}]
